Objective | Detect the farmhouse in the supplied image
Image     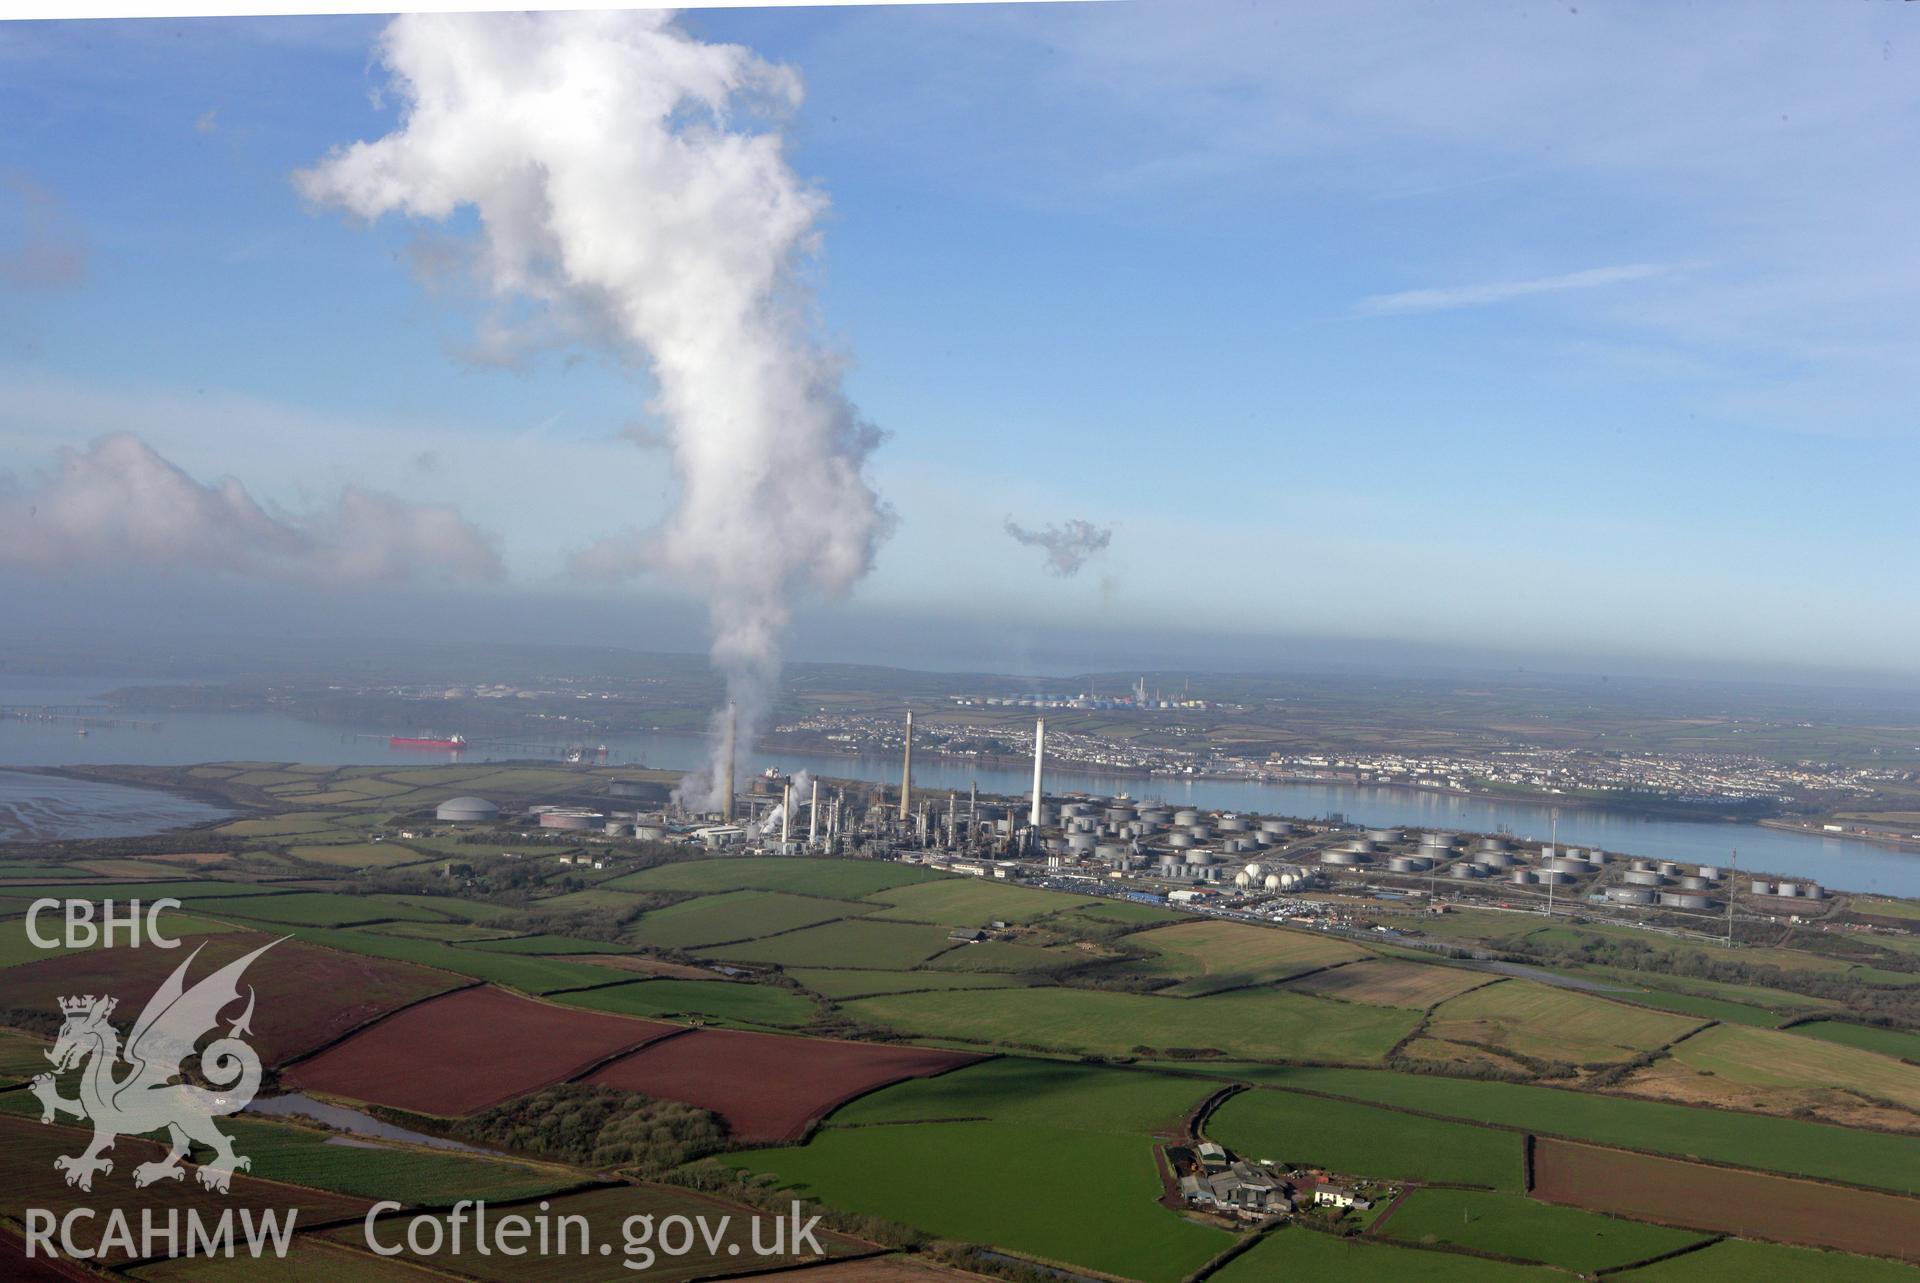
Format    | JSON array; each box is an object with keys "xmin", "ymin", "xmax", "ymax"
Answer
[{"xmin": 1313, "ymin": 1184, "xmax": 1371, "ymax": 1210}]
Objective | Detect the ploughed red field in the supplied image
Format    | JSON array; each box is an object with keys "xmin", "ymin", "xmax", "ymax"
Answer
[
  {"xmin": 0, "ymin": 931, "xmax": 460, "ymax": 1066},
  {"xmin": 1531, "ymin": 1136, "xmax": 1920, "ymax": 1262},
  {"xmin": 284, "ymin": 985, "xmax": 678, "ymax": 1115},
  {"xmin": 584, "ymin": 1028, "xmax": 982, "ymax": 1143}
]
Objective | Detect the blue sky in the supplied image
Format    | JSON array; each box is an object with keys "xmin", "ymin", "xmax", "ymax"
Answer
[{"xmin": 0, "ymin": 3, "xmax": 1915, "ymax": 679}]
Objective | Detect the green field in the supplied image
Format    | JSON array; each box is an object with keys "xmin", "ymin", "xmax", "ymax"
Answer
[
  {"xmin": 605, "ymin": 857, "xmax": 943, "ymax": 899},
  {"xmin": 1207, "ymin": 1087, "xmax": 1524, "ymax": 1190},
  {"xmin": 1425, "ymin": 979, "xmax": 1706, "ymax": 1065},
  {"xmin": 287, "ymin": 926, "xmax": 625, "ymax": 993},
  {"xmin": 1381, "ymin": 1188, "xmax": 1712, "ymax": 1272},
  {"xmin": 830, "ymin": 1057, "xmax": 1214, "ymax": 1134},
  {"xmin": 0, "ymin": 1028, "xmax": 48, "ymax": 1085},
  {"xmin": 1596, "ymin": 983, "xmax": 1791, "ymax": 1027},
  {"xmin": 861, "ymin": 877, "xmax": 1090, "ymax": 925},
  {"xmin": 1211, "ymin": 1225, "xmax": 1564, "ymax": 1282},
  {"xmin": 283, "ymin": 842, "xmax": 430, "ymax": 869},
  {"xmin": 1613, "ymin": 1238, "xmax": 1920, "ymax": 1282},
  {"xmin": 1115, "ymin": 918, "xmax": 1366, "ymax": 995},
  {"xmin": 217, "ymin": 1114, "xmax": 575, "ymax": 1204},
  {"xmin": 787, "ymin": 967, "xmax": 1030, "ymax": 998},
  {"xmin": 464, "ymin": 933, "xmax": 637, "ymax": 955},
  {"xmin": 1657, "ymin": 1022, "xmax": 1920, "ymax": 1112},
  {"xmin": 554, "ymin": 977, "xmax": 815, "ymax": 1027},
  {"xmin": 923, "ymin": 939, "xmax": 1084, "ymax": 973},
  {"xmin": 842, "ymin": 985, "xmax": 1416, "ymax": 1061},
  {"xmin": 624, "ymin": 889, "xmax": 852, "ymax": 949},
  {"xmin": 1194, "ymin": 1065, "xmax": 1920, "ymax": 1194},
  {"xmin": 192, "ymin": 892, "xmax": 449, "ymax": 927},
  {"xmin": 708, "ymin": 918, "xmax": 954, "ymax": 969},
  {"xmin": 727, "ymin": 1121, "xmax": 1229, "ymax": 1282},
  {"xmin": 1792, "ymin": 1019, "xmax": 1920, "ymax": 1061}
]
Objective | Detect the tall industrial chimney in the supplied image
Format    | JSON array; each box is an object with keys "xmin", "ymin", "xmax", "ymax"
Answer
[
  {"xmin": 1030, "ymin": 717, "xmax": 1046, "ymax": 829},
  {"xmin": 721, "ymin": 701, "xmax": 736, "ymax": 823},
  {"xmin": 781, "ymin": 781, "xmax": 791, "ymax": 846},
  {"xmin": 899, "ymin": 708, "xmax": 914, "ymax": 822},
  {"xmin": 808, "ymin": 778, "xmax": 819, "ymax": 847}
]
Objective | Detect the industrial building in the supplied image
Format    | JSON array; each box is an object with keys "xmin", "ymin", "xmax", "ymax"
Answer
[{"xmin": 435, "ymin": 796, "xmax": 499, "ymax": 823}]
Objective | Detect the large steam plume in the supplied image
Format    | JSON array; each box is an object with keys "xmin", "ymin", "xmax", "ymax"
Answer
[{"xmin": 299, "ymin": 12, "xmax": 889, "ymax": 809}]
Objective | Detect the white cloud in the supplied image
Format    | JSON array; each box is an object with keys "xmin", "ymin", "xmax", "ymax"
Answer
[
  {"xmin": 1354, "ymin": 264, "xmax": 1677, "ymax": 317},
  {"xmin": 0, "ymin": 432, "xmax": 501, "ymax": 585}
]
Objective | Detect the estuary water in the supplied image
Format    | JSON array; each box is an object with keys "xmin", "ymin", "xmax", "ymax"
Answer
[{"xmin": 0, "ymin": 676, "xmax": 1915, "ymax": 893}]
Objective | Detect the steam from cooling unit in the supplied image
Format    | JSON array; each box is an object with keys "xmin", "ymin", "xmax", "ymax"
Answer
[
  {"xmin": 298, "ymin": 12, "xmax": 889, "ymax": 813},
  {"xmin": 1004, "ymin": 517, "xmax": 1112, "ymax": 577}
]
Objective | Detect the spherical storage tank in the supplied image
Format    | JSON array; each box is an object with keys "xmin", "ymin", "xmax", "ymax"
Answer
[
  {"xmin": 1264, "ymin": 873, "xmax": 1284, "ymax": 890},
  {"xmin": 1245, "ymin": 861, "xmax": 1269, "ymax": 879},
  {"xmin": 436, "ymin": 796, "xmax": 499, "ymax": 823}
]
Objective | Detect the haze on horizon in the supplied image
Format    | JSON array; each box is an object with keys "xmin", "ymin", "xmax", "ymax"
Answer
[{"xmin": 1, "ymin": 3, "xmax": 1916, "ymax": 685}]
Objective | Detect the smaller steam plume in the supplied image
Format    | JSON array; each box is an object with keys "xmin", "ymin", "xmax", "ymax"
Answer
[
  {"xmin": 0, "ymin": 432, "xmax": 501, "ymax": 585},
  {"xmin": 1004, "ymin": 517, "xmax": 1112, "ymax": 578}
]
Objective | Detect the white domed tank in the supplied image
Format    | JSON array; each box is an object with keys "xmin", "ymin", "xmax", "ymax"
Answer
[
  {"xmin": 1234, "ymin": 871, "xmax": 1253, "ymax": 888},
  {"xmin": 1245, "ymin": 861, "xmax": 1268, "ymax": 878},
  {"xmin": 1264, "ymin": 873, "xmax": 1283, "ymax": 890}
]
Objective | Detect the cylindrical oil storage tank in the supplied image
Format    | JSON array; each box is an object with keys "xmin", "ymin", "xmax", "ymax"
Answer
[
  {"xmin": 1777, "ymin": 882, "xmax": 1801, "ymax": 898},
  {"xmin": 1539, "ymin": 870, "xmax": 1575, "ymax": 887},
  {"xmin": 1545, "ymin": 858, "xmax": 1588, "ymax": 876},
  {"xmin": 1661, "ymin": 892, "xmax": 1713, "ymax": 910},
  {"xmin": 1367, "ymin": 828, "xmax": 1403, "ymax": 844},
  {"xmin": 1632, "ymin": 858, "xmax": 1656, "ymax": 873},
  {"xmin": 1473, "ymin": 851, "xmax": 1515, "ymax": 869},
  {"xmin": 1247, "ymin": 831, "xmax": 1271, "ymax": 848},
  {"xmin": 1173, "ymin": 809, "xmax": 1200, "ymax": 827},
  {"xmin": 1095, "ymin": 843, "xmax": 1126, "ymax": 861},
  {"xmin": 1188, "ymin": 824, "xmax": 1213, "ymax": 841},
  {"xmin": 1586, "ymin": 851, "xmax": 1609, "ymax": 867},
  {"xmin": 1563, "ymin": 848, "xmax": 1584, "ymax": 860},
  {"xmin": 1346, "ymin": 839, "xmax": 1377, "ymax": 855},
  {"xmin": 1322, "ymin": 850, "xmax": 1363, "ymax": 866},
  {"xmin": 1105, "ymin": 805, "xmax": 1136, "ymax": 825},
  {"xmin": 1059, "ymin": 801, "xmax": 1092, "ymax": 819},
  {"xmin": 1677, "ymin": 876, "xmax": 1712, "ymax": 891},
  {"xmin": 1140, "ymin": 808, "xmax": 1171, "ymax": 826},
  {"xmin": 1420, "ymin": 832, "xmax": 1456, "ymax": 851},
  {"xmin": 1479, "ymin": 837, "xmax": 1511, "ymax": 852},
  {"xmin": 1072, "ymin": 816, "xmax": 1099, "ymax": 834},
  {"xmin": 1167, "ymin": 831, "xmax": 1196, "ymax": 849},
  {"xmin": 1186, "ymin": 850, "xmax": 1216, "ymax": 866},
  {"xmin": 1750, "ymin": 879, "xmax": 1774, "ymax": 896},
  {"xmin": 1219, "ymin": 816, "xmax": 1249, "ymax": 833},
  {"xmin": 1608, "ymin": 886, "xmax": 1655, "ymax": 905},
  {"xmin": 1224, "ymin": 838, "xmax": 1249, "ymax": 854},
  {"xmin": 1539, "ymin": 845, "xmax": 1558, "ymax": 861},
  {"xmin": 604, "ymin": 820, "xmax": 629, "ymax": 837},
  {"xmin": 1511, "ymin": 868, "xmax": 1536, "ymax": 885},
  {"xmin": 1658, "ymin": 861, "xmax": 1679, "ymax": 878},
  {"xmin": 1260, "ymin": 819, "xmax": 1296, "ymax": 837},
  {"xmin": 1449, "ymin": 862, "xmax": 1482, "ymax": 879},
  {"xmin": 1697, "ymin": 866, "xmax": 1721, "ymax": 881},
  {"xmin": 1389, "ymin": 855, "xmax": 1432, "ymax": 874},
  {"xmin": 1805, "ymin": 885, "xmax": 1826, "ymax": 900},
  {"xmin": 633, "ymin": 822, "xmax": 668, "ymax": 841},
  {"xmin": 1623, "ymin": 869, "xmax": 1665, "ymax": 887}
]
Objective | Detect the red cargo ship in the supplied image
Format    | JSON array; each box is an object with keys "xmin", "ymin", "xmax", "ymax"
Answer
[{"xmin": 390, "ymin": 733, "xmax": 467, "ymax": 751}]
